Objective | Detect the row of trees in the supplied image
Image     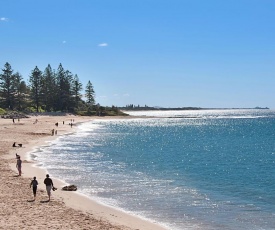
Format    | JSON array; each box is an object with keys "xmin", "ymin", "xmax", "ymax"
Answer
[
  {"xmin": 0, "ymin": 62, "xmax": 95, "ymax": 113},
  {"xmin": 125, "ymin": 104, "xmax": 149, "ymax": 108}
]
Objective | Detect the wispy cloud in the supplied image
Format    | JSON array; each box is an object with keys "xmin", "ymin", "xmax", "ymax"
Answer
[
  {"xmin": 98, "ymin": 95, "xmax": 108, "ymax": 100},
  {"xmin": 113, "ymin": 93, "xmax": 130, "ymax": 98},
  {"xmin": 98, "ymin": 43, "xmax": 108, "ymax": 47},
  {"xmin": 0, "ymin": 17, "xmax": 9, "ymax": 22}
]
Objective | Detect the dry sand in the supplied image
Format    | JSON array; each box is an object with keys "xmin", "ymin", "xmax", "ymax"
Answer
[{"xmin": 0, "ymin": 115, "xmax": 166, "ymax": 230}]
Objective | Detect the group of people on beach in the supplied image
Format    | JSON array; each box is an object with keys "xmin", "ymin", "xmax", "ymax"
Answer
[
  {"xmin": 16, "ymin": 153, "xmax": 56, "ymax": 201},
  {"xmin": 30, "ymin": 174, "xmax": 55, "ymax": 201},
  {"xmin": 13, "ymin": 119, "xmax": 76, "ymax": 201}
]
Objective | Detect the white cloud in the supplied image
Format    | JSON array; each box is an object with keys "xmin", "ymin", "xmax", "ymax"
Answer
[
  {"xmin": 98, "ymin": 43, "xmax": 108, "ymax": 47},
  {"xmin": 0, "ymin": 17, "xmax": 9, "ymax": 22},
  {"xmin": 113, "ymin": 93, "xmax": 129, "ymax": 97},
  {"xmin": 98, "ymin": 95, "xmax": 108, "ymax": 99}
]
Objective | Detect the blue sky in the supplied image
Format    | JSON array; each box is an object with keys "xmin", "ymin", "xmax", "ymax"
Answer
[{"xmin": 1, "ymin": 0, "xmax": 275, "ymax": 108}]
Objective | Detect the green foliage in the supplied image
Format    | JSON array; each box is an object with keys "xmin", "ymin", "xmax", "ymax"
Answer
[
  {"xmin": 29, "ymin": 66, "xmax": 43, "ymax": 112},
  {"xmin": 24, "ymin": 106, "xmax": 46, "ymax": 113},
  {"xmin": 75, "ymin": 110, "xmax": 97, "ymax": 116},
  {"xmin": 85, "ymin": 80, "xmax": 95, "ymax": 105},
  {"xmin": 24, "ymin": 106, "xmax": 45, "ymax": 113},
  {"xmin": 24, "ymin": 107, "xmax": 37, "ymax": 113},
  {"xmin": 0, "ymin": 62, "xmax": 15, "ymax": 109},
  {"xmin": 41, "ymin": 64, "xmax": 57, "ymax": 112},
  {"xmin": 0, "ymin": 107, "xmax": 6, "ymax": 115},
  {"xmin": 104, "ymin": 107, "xmax": 129, "ymax": 116},
  {"xmin": 0, "ymin": 62, "xmax": 127, "ymax": 117}
]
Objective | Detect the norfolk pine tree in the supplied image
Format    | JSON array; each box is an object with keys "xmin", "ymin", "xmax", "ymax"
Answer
[
  {"xmin": 85, "ymin": 80, "xmax": 95, "ymax": 114},
  {"xmin": 85, "ymin": 80, "xmax": 95, "ymax": 105},
  {"xmin": 41, "ymin": 64, "xmax": 57, "ymax": 111},
  {"xmin": 72, "ymin": 74, "xmax": 83, "ymax": 110},
  {"xmin": 29, "ymin": 66, "xmax": 43, "ymax": 112},
  {"xmin": 56, "ymin": 64, "xmax": 74, "ymax": 111},
  {"xmin": 0, "ymin": 62, "xmax": 16, "ymax": 109},
  {"xmin": 13, "ymin": 72, "xmax": 26, "ymax": 111}
]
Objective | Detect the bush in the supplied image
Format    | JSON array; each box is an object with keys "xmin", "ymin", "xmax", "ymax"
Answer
[
  {"xmin": 24, "ymin": 107, "xmax": 37, "ymax": 113},
  {"xmin": 75, "ymin": 110, "xmax": 97, "ymax": 116},
  {"xmin": 0, "ymin": 108, "xmax": 6, "ymax": 115},
  {"xmin": 24, "ymin": 106, "xmax": 45, "ymax": 113}
]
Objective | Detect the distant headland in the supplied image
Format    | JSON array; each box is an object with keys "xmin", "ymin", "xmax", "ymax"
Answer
[{"xmin": 119, "ymin": 105, "xmax": 269, "ymax": 111}]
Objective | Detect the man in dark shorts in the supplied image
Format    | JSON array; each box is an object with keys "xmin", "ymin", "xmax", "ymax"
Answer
[
  {"xmin": 44, "ymin": 174, "xmax": 54, "ymax": 201},
  {"xmin": 30, "ymin": 177, "xmax": 38, "ymax": 200}
]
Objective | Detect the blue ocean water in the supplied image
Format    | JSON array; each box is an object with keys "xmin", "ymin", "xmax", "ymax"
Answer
[{"xmin": 31, "ymin": 109, "xmax": 275, "ymax": 230}]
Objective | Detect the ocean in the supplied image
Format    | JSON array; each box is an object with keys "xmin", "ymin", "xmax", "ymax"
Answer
[{"xmin": 30, "ymin": 109, "xmax": 275, "ymax": 230}]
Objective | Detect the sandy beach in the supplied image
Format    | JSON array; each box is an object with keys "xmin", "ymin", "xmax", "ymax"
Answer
[{"xmin": 0, "ymin": 115, "xmax": 166, "ymax": 230}]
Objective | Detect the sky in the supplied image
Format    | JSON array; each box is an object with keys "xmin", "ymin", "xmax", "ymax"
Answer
[{"xmin": 1, "ymin": 0, "xmax": 275, "ymax": 109}]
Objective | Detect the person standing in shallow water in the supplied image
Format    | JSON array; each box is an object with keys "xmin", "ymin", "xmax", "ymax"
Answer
[
  {"xmin": 30, "ymin": 177, "xmax": 38, "ymax": 200},
  {"xmin": 44, "ymin": 174, "xmax": 54, "ymax": 201}
]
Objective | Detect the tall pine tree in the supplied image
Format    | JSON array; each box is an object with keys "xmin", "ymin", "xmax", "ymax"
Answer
[
  {"xmin": 0, "ymin": 62, "xmax": 96, "ymax": 114},
  {"xmin": 0, "ymin": 62, "xmax": 16, "ymax": 109},
  {"xmin": 56, "ymin": 64, "xmax": 74, "ymax": 111},
  {"xmin": 29, "ymin": 66, "xmax": 43, "ymax": 112},
  {"xmin": 72, "ymin": 74, "xmax": 83, "ymax": 109},
  {"xmin": 13, "ymin": 72, "xmax": 26, "ymax": 111},
  {"xmin": 85, "ymin": 80, "xmax": 95, "ymax": 105},
  {"xmin": 41, "ymin": 64, "xmax": 57, "ymax": 111}
]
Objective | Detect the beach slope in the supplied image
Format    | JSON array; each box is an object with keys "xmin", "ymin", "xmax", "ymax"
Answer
[{"xmin": 0, "ymin": 115, "xmax": 165, "ymax": 230}]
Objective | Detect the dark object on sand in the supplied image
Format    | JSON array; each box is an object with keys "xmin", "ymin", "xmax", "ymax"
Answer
[
  {"xmin": 62, "ymin": 185, "xmax": 77, "ymax": 191},
  {"xmin": 13, "ymin": 142, "xmax": 23, "ymax": 147}
]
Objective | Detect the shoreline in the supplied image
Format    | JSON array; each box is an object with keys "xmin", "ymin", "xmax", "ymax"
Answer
[{"xmin": 1, "ymin": 115, "xmax": 166, "ymax": 230}]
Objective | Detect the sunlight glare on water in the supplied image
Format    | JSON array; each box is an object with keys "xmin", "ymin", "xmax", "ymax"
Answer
[{"xmin": 31, "ymin": 109, "xmax": 275, "ymax": 230}]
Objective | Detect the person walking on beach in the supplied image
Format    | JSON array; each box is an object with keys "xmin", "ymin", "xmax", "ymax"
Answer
[
  {"xmin": 16, "ymin": 156, "xmax": 22, "ymax": 176},
  {"xmin": 44, "ymin": 174, "xmax": 54, "ymax": 201},
  {"xmin": 30, "ymin": 177, "xmax": 38, "ymax": 200}
]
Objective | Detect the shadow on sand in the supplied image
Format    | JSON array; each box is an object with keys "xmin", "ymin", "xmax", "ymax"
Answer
[
  {"xmin": 12, "ymin": 175, "xmax": 20, "ymax": 177},
  {"xmin": 40, "ymin": 200, "xmax": 50, "ymax": 203}
]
